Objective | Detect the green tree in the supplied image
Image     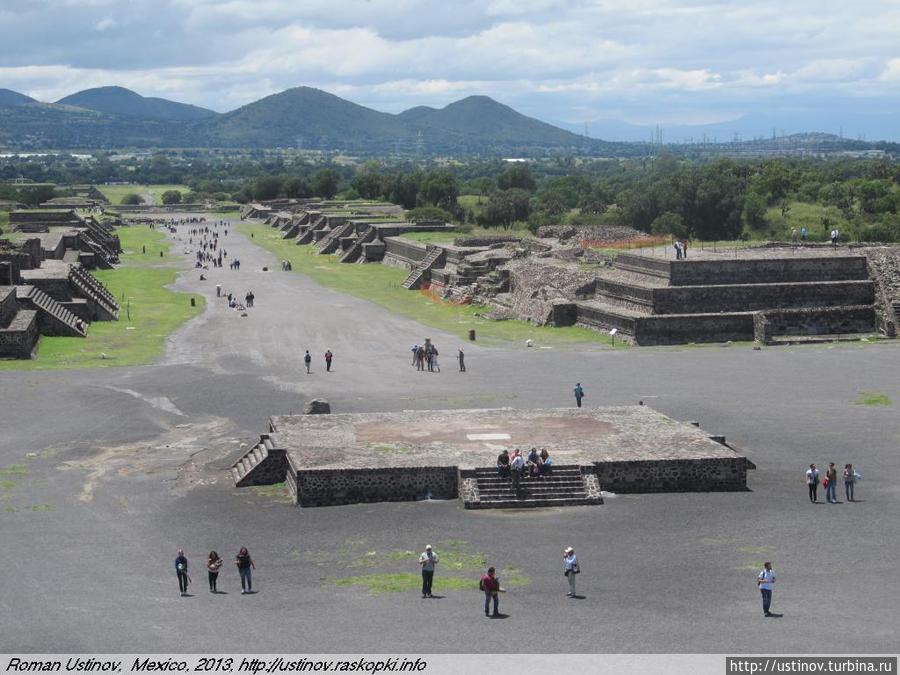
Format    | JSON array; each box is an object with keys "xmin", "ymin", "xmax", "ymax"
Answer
[
  {"xmin": 120, "ymin": 193, "xmax": 144, "ymax": 205},
  {"xmin": 283, "ymin": 176, "xmax": 310, "ymax": 198},
  {"xmin": 497, "ymin": 164, "xmax": 537, "ymax": 192},
  {"xmin": 253, "ymin": 176, "xmax": 284, "ymax": 200},
  {"xmin": 743, "ymin": 191, "xmax": 768, "ymax": 230},
  {"xmin": 419, "ymin": 170, "xmax": 460, "ymax": 209},
  {"xmin": 481, "ymin": 189, "xmax": 531, "ymax": 229},
  {"xmin": 651, "ymin": 211, "xmax": 688, "ymax": 238},
  {"xmin": 161, "ymin": 190, "xmax": 182, "ymax": 205},
  {"xmin": 311, "ymin": 169, "xmax": 340, "ymax": 199}
]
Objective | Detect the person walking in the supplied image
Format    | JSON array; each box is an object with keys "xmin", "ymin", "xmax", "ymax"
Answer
[
  {"xmin": 235, "ymin": 547, "xmax": 255, "ymax": 594},
  {"xmin": 757, "ymin": 562, "xmax": 777, "ymax": 617},
  {"xmin": 411, "ymin": 345, "xmax": 419, "ymax": 366},
  {"xmin": 207, "ymin": 551, "xmax": 223, "ymax": 593},
  {"xmin": 458, "ymin": 348, "xmax": 466, "ymax": 372},
  {"xmin": 806, "ymin": 463, "xmax": 820, "ymax": 503},
  {"xmin": 479, "ymin": 567, "xmax": 504, "ymax": 617},
  {"xmin": 324, "ymin": 349, "xmax": 333, "ymax": 372},
  {"xmin": 304, "ymin": 350, "xmax": 312, "ymax": 374},
  {"xmin": 175, "ymin": 550, "xmax": 189, "ymax": 597},
  {"xmin": 825, "ymin": 462, "xmax": 838, "ymax": 503},
  {"xmin": 574, "ymin": 383, "xmax": 585, "ymax": 408},
  {"xmin": 563, "ymin": 546, "xmax": 579, "ymax": 598},
  {"xmin": 418, "ymin": 545, "xmax": 439, "ymax": 598},
  {"xmin": 843, "ymin": 463, "xmax": 857, "ymax": 502}
]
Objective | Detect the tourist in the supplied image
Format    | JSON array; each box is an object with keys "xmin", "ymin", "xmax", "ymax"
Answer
[
  {"xmin": 207, "ymin": 551, "xmax": 223, "ymax": 593},
  {"xmin": 324, "ymin": 349, "xmax": 333, "ymax": 372},
  {"xmin": 410, "ymin": 344, "xmax": 419, "ymax": 366},
  {"xmin": 673, "ymin": 240, "xmax": 682, "ymax": 260},
  {"xmin": 510, "ymin": 449, "xmax": 525, "ymax": 491},
  {"xmin": 539, "ymin": 448, "xmax": 553, "ymax": 476},
  {"xmin": 479, "ymin": 567, "xmax": 504, "ymax": 617},
  {"xmin": 526, "ymin": 447, "xmax": 541, "ymax": 477},
  {"xmin": 247, "ymin": 291, "xmax": 255, "ymax": 307},
  {"xmin": 458, "ymin": 348, "xmax": 466, "ymax": 372},
  {"xmin": 496, "ymin": 449, "xmax": 510, "ymax": 477},
  {"xmin": 800, "ymin": 226, "xmax": 808, "ymax": 242},
  {"xmin": 563, "ymin": 546, "xmax": 579, "ymax": 598},
  {"xmin": 574, "ymin": 383, "xmax": 585, "ymax": 408},
  {"xmin": 175, "ymin": 550, "xmax": 189, "ymax": 597},
  {"xmin": 843, "ymin": 463, "xmax": 858, "ymax": 502},
  {"xmin": 415, "ymin": 346, "xmax": 426, "ymax": 371},
  {"xmin": 431, "ymin": 346, "xmax": 440, "ymax": 373},
  {"xmin": 304, "ymin": 350, "xmax": 312, "ymax": 374},
  {"xmin": 790, "ymin": 227, "xmax": 798, "ymax": 244},
  {"xmin": 825, "ymin": 462, "xmax": 838, "ymax": 503},
  {"xmin": 806, "ymin": 463, "xmax": 820, "ymax": 503},
  {"xmin": 831, "ymin": 228, "xmax": 839, "ymax": 247},
  {"xmin": 681, "ymin": 238, "xmax": 688, "ymax": 259},
  {"xmin": 235, "ymin": 547, "xmax": 255, "ymax": 594},
  {"xmin": 418, "ymin": 545, "xmax": 439, "ymax": 598},
  {"xmin": 757, "ymin": 562, "xmax": 778, "ymax": 617}
]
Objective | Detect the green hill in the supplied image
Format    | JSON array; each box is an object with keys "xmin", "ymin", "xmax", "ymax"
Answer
[
  {"xmin": 0, "ymin": 89, "xmax": 35, "ymax": 107},
  {"xmin": 57, "ymin": 86, "xmax": 215, "ymax": 121}
]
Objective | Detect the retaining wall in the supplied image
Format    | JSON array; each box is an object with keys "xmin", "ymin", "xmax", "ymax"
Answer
[
  {"xmin": 634, "ymin": 313, "xmax": 755, "ymax": 345},
  {"xmin": 287, "ymin": 463, "xmax": 458, "ymax": 507},
  {"xmin": 668, "ymin": 256, "xmax": 869, "ymax": 286},
  {"xmin": 754, "ymin": 305, "xmax": 876, "ymax": 341},
  {"xmin": 0, "ymin": 309, "xmax": 38, "ymax": 359},
  {"xmin": 593, "ymin": 456, "xmax": 749, "ymax": 492}
]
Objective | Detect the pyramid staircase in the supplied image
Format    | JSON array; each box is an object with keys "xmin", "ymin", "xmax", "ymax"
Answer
[
  {"xmin": 68, "ymin": 264, "xmax": 119, "ymax": 320},
  {"xmin": 402, "ymin": 246, "xmax": 444, "ymax": 289},
  {"xmin": 339, "ymin": 226, "xmax": 377, "ymax": 263},
  {"xmin": 461, "ymin": 465, "xmax": 603, "ymax": 509},
  {"xmin": 230, "ymin": 435, "xmax": 287, "ymax": 488},
  {"xmin": 315, "ymin": 222, "xmax": 353, "ymax": 254},
  {"xmin": 16, "ymin": 285, "xmax": 87, "ymax": 337}
]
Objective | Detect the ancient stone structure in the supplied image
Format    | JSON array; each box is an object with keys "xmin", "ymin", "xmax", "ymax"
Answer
[{"xmin": 232, "ymin": 406, "xmax": 753, "ymax": 508}]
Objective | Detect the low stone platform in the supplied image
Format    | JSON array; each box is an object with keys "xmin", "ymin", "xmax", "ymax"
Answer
[{"xmin": 235, "ymin": 406, "xmax": 753, "ymax": 507}]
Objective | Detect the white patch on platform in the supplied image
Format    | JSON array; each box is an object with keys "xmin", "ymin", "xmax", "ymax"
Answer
[{"xmin": 467, "ymin": 433, "xmax": 511, "ymax": 441}]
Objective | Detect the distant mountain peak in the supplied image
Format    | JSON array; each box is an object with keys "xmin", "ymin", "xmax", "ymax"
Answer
[
  {"xmin": 57, "ymin": 86, "xmax": 216, "ymax": 121},
  {"xmin": 0, "ymin": 88, "xmax": 36, "ymax": 107}
]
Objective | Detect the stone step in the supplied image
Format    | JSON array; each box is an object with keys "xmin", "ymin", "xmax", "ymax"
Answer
[
  {"xmin": 465, "ymin": 496, "xmax": 602, "ymax": 509},
  {"xmin": 477, "ymin": 489, "xmax": 589, "ymax": 499}
]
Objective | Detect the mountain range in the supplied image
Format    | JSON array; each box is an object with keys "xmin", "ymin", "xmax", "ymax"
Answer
[{"xmin": 0, "ymin": 85, "xmax": 614, "ymax": 155}]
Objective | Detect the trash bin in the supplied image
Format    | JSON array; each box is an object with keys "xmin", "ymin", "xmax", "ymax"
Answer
[{"xmin": 468, "ymin": 329, "xmax": 476, "ymax": 341}]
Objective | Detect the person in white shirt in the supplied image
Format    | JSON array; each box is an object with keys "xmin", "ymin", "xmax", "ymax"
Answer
[
  {"xmin": 757, "ymin": 562, "xmax": 777, "ymax": 617},
  {"xmin": 563, "ymin": 547, "xmax": 579, "ymax": 598},
  {"xmin": 418, "ymin": 545, "xmax": 438, "ymax": 598},
  {"xmin": 805, "ymin": 463, "xmax": 820, "ymax": 503}
]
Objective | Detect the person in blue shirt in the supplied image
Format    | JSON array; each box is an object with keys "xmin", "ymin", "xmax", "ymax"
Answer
[
  {"xmin": 574, "ymin": 383, "xmax": 585, "ymax": 408},
  {"xmin": 174, "ymin": 550, "xmax": 189, "ymax": 597}
]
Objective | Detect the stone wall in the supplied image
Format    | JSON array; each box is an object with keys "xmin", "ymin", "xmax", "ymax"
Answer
[
  {"xmin": 288, "ymin": 462, "xmax": 458, "ymax": 507},
  {"xmin": 652, "ymin": 280, "xmax": 874, "ymax": 315},
  {"xmin": 634, "ymin": 313, "xmax": 755, "ymax": 345},
  {"xmin": 667, "ymin": 256, "xmax": 869, "ymax": 286},
  {"xmin": 0, "ymin": 309, "xmax": 38, "ymax": 359},
  {"xmin": 383, "ymin": 237, "xmax": 428, "ymax": 267},
  {"xmin": 0, "ymin": 287, "xmax": 17, "ymax": 326},
  {"xmin": 754, "ymin": 305, "xmax": 876, "ymax": 342},
  {"xmin": 593, "ymin": 457, "xmax": 750, "ymax": 492},
  {"xmin": 505, "ymin": 259, "xmax": 597, "ymax": 324}
]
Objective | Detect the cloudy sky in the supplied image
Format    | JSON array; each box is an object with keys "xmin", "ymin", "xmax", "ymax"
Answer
[{"xmin": 2, "ymin": 0, "xmax": 899, "ymax": 140}]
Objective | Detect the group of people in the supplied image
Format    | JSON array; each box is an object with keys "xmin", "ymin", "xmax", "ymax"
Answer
[
  {"xmin": 673, "ymin": 238, "xmax": 689, "ymax": 260},
  {"xmin": 174, "ymin": 548, "xmax": 256, "ymax": 596},
  {"xmin": 303, "ymin": 349, "xmax": 334, "ymax": 373},
  {"xmin": 417, "ymin": 544, "xmax": 579, "ymax": 617},
  {"xmin": 410, "ymin": 341, "xmax": 467, "ymax": 372},
  {"xmin": 805, "ymin": 462, "xmax": 860, "ymax": 503},
  {"xmin": 789, "ymin": 226, "xmax": 810, "ymax": 243},
  {"xmin": 497, "ymin": 448, "xmax": 554, "ymax": 489}
]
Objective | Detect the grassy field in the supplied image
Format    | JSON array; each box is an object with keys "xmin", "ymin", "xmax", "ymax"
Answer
[
  {"xmin": 237, "ymin": 221, "xmax": 616, "ymax": 348},
  {"xmin": 762, "ymin": 201, "xmax": 849, "ymax": 241},
  {"xmin": 0, "ymin": 211, "xmax": 9, "ymax": 233},
  {"xmin": 0, "ymin": 226, "xmax": 204, "ymax": 370},
  {"xmin": 458, "ymin": 194, "xmax": 487, "ymax": 220},
  {"xmin": 97, "ymin": 184, "xmax": 189, "ymax": 206}
]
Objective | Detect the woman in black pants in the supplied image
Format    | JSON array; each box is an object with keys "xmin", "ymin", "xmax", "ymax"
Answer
[
  {"xmin": 207, "ymin": 551, "xmax": 223, "ymax": 593},
  {"xmin": 235, "ymin": 547, "xmax": 256, "ymax": 594}
]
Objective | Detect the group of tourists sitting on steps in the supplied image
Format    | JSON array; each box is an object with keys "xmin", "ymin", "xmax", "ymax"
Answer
[{"xmin": 496, "ymin": 447, "xmax": 554, "ymax": 483}]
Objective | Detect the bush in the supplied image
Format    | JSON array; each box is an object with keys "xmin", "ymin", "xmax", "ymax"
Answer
[
  {"xmin": 161, "ymin": 190, "xmax": 182, "ymax": 205},
  {"xmin": 406, "ymin": 205, "xmax": 453, "ymax": 223},
  {"xmin": 120, "ymin": 193, "xmax": 144, "ymax": 205}
]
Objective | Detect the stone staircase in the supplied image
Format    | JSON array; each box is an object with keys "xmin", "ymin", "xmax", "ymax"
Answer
[
  {"xmin": 315, "ymin": 222, "xmax": 353, "ymax": 254},
  {"xmin": 230, "ymin": 435, "xmax": 287, "ymax": 488},
  {"xmin": 402, "ymin": 246, "xmax": 444, "ymax": 289},
  {"xmin": 461, "ymin": 465, "xmax": 603, "ymax": 509},
  {"xmin": 17, "ymin": 285, "xmax": 87, "ymax": 337},
  {"xmin": 339, "ymin": 226, "xmax": 377, "ymax": 263},
  {"xmin": 68, "ymin": 264, "xmax": 119, "ymax": 320}
]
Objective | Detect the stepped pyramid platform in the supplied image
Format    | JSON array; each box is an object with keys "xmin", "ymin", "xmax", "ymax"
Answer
[
  {"xmin": 234, "ymin": 406, "xmax": 752, "ymax": 508},
  {"xmin": 549, "ymin": 248, "xmax": 881, "ymax": 345}
]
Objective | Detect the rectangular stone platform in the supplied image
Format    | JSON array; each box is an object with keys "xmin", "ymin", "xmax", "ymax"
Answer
[{"xmin": 253, "ymin": 406, "xmax": 752, "ymax": 507}]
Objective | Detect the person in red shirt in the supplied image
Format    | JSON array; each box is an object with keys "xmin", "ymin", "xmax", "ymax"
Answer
[{"xmin": 479, "ymin": 567, "xmax": 504, "ymax": 617}]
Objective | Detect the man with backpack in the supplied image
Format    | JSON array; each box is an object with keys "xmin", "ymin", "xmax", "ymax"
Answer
[
  {"xmin": 304, "ymin": 350, "xmax": 312, "ymax": 374},
  {"xmin": 324, "ymin": 349, "xmax": 333, "ymax": 372}
]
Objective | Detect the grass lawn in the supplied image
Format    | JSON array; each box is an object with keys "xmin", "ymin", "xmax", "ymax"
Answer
[
  {"xmin": 854, "ymin": 391, "xmax": 892, "ymax": 406},
  {"xmin": 762, "ymin": 201, "xmax": 849, "ymax": 241},
  {"xmin": 458, "ymin": 194, "xmax": 488, "ymax": 220},
  {"xmin": 0, "ymin": 226, "xmax": 204, "ymax": 371},
  {"xmin": 237, "ymin": 221, "xmax": 616, "ymax": 348},
  {"xmin": 0, "ymin": 211, "xmax": 10, "ymax": 233},
  {"xmin": 97, "ymin": 184, "xmax": 189, "ymax": 206}
]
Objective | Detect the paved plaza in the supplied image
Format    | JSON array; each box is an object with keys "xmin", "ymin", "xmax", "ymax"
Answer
[{"xmin": 1, "ymin": 216, "xmax": 899, "ymax": 653}]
